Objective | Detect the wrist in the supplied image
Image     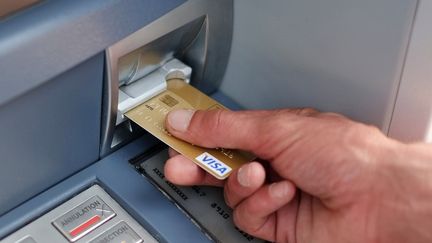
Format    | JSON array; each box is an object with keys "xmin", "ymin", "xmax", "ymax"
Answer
[{"xmin": 376, "ymin": 141, "xmax": 432, "ymax": 243}]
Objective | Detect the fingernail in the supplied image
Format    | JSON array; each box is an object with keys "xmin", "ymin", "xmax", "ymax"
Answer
[
  {"xmin": 269, "ymin": 181, "xmax": 290, "ymax": 199},
  {"xmin": 237, "ymin": 164, "xmax": 251, "ymax": 187},
  {"xmin": 167, "ymin": 109, "xmax": 195, "ymax": 132}
]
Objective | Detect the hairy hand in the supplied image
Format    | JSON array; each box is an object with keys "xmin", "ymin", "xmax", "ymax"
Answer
[{"xmin": 163, "ymin": 108, "xmax": 432, "ymax": 243}]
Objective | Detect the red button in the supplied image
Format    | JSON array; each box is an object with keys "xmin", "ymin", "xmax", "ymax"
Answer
[{"xmin": 69, "ymin": 215, "xmax": 101, "ymax": 237}]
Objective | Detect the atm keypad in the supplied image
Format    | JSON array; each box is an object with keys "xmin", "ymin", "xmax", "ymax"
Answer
[
  {"xmin": 88, "ymin": 221, "xmax": 142, "ymax": 243},
  {"xmin": 52, "ymin": 196, "xmax": 116, "ymax": 242},
  {"xmin": 15, "ymin": 236, "xmax": 37, "ymax": 243},
  {"xmin": 2, "ymin": 185, "xmax": 156, "ymax": 243}
]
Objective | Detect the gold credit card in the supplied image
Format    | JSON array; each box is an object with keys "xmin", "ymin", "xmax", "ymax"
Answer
[{"xmin": 125, "ymin": 79, "xmax": 255, "ymax": 179}]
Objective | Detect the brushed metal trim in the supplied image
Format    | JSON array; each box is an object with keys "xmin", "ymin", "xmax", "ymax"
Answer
[{"xmin": 100, "ymin": 0, "xmax": 233, "ymax": 157}]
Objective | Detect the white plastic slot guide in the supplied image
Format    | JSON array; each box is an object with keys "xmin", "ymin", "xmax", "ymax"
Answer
[{"xmin": 116, "ymin": 58, "xmax": 192, "ymax": 125}]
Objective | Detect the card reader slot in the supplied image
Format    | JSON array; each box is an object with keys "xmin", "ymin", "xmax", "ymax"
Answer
[
  {"xmin": 100, "ymin": 0, "xmax": 233, "ymax": 157},
  {"xmin": 116, "ymin": 58, "xmax": 191, "ymax": 125},
  {"xmin": 117, "ymin": 17, "xmax": 203, "ymax": 87}
]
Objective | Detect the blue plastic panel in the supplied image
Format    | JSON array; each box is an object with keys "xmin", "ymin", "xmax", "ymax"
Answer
[
  {"xmin": 0, "ymin": 0, "xmax": 185, "ymax": 217},
  {"xmin": 0, "ymin": 135, "xmax": 211, "ymax": 243},
  {"xmin": 0, "ymin": 0, "xmax": 184, "ymax": 107},
  {"xmin": 0, "ymin": 53, "xmax": 104, "ymax": 216},
  {"xmin": 0, "ymin": 91, "xmax": 239, "ymax": 242}
]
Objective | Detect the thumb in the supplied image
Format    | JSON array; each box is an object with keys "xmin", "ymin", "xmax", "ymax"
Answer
[{"xmin": 165, "ymin": 108, "xmax": 314, "ymax": 160}]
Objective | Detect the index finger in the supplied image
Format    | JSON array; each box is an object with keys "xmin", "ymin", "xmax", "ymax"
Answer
[{"xmin": 165, "ymin": 109, "xmax": 316, "ymax": 160}]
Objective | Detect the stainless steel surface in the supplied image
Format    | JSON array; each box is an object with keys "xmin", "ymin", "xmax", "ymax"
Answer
[
  {"xmin": 1, "ymin": 185, "xmax": 157, "ymax": 243},
  {"xmin": 116, "ymin": 58, "xmax": 192, "ymax": 125},
  {"xmin": 15, "ymin": 236, "xmax": 36, "ymax": 243},
  {"xmin": 52, "ymin": 196, "xmax": 115, "ymax": 242},
  {"xmin": 88, "ymin": 221, "xmax": 142, "ymax": 243},
  {"xmin": 116, "ymin": 20, "xmax": 201, "ymax": 87},
  {"xmin": 101, "ymin": 0, "xmax": 233, "ymax": 157}
]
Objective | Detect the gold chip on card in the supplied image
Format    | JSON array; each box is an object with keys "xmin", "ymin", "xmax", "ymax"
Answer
[{"xmin": 125, "ymin": 79, "xmax": 254, "ymax": 179}]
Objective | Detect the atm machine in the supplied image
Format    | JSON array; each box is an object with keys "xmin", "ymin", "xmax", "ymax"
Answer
[{"xmin": 0, "ymin": 0, "xmax": 431, "ymax": 242}]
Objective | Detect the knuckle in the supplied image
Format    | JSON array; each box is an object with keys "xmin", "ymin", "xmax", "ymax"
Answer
[
  {"xmin": 252, "ymin": 112, "xmax": 299, "ymax": 158},
  {"xmin": 297, "ymin": 107, "xmax": 319, "ymax": 116},
  {"xmin": 233, "ymin": 207, "xmax": 262, "ymax": 235},
  {"xmin": 339, "ymin": 122, "xmax": 384, "ymax": 154},
  {"xmin": 264, "ymin": 114, "xmax": 287, "ymax": 132},
  {"xmin": 187, "ymin": 109, "xmax": 229, "ymax": 145},
  {"xmin": 247, "ymin": 199, "xmax": 268, "ymax": 216},
  {"xmin": 196, "ymin": 109, "xmax": 230, "ymax": 137},
  {"xmin": 233, "ymin": 208, "xmax": 251, "ymax": 232},
  {"xmin": 346, "ymin": 122, "xmax": 374, "ymax": 138},
  {"xmin": 212, "ymin": 109, "xmax": 239, "ymax": 133},
  {"xmin": 319, "ymin": 112, "xmax": 352, "ymax": 124},
  {"xmin": 223, "ymin": 186, "xmax": 235, "ymax": 208},
  {"xmin": 211, "ymin": 109, "xmax": 226, "ymax": 133},
  {"xmin": 320, "ymin": 111, "xmax": 346, "ymax": 119}
]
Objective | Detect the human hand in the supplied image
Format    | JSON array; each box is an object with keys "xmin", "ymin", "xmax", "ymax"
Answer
[{"xmin": 164, "ymin": 108, "xmax": 432, "ymax": 243}]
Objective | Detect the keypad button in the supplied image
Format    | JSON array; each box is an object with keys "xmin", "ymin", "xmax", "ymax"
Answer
[
  {"xmin": 52, "ymin": 196, "xmax": 116, "ymax": 242},
  {"xmin": 88, "ymin": 221, "xmax": 142, "ymax": 243}
]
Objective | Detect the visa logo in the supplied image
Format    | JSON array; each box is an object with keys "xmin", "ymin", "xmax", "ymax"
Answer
[{"xmin": 195, "ymin": 152, "xmax": 232, "ymax": 177}]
